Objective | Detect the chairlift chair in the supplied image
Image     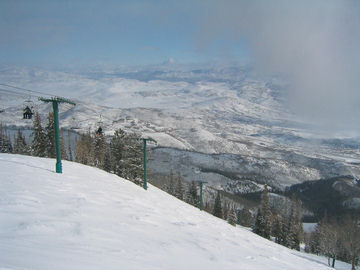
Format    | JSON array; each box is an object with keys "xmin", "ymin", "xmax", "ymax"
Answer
[
  {"xmin": 23, "ymin": 97, "xmax": 34, "ymax": 120},
  {"xmin": 23, "ymin": 105, "xmax": 34, "ymax": 119},
  {"xmin": 95, "ymin": 115, "xmax": 103, "ymax": 136},
  {"xmin": 96, "ymin": 126, "xmax": 103, "ymax": 136}
]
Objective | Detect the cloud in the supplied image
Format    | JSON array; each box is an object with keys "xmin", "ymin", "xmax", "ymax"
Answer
[{"xmin": 197, "ymin": 0, "xmax": 360, "ymax": 134}]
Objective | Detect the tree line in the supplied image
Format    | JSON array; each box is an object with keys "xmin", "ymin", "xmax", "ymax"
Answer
[
  {"xmin": 0, "ymin": 113, "xmax": 144, "ymax": 187},
  {"xmin": 306, "ymin": 213, "xmax": 360, "ymax": 270}
]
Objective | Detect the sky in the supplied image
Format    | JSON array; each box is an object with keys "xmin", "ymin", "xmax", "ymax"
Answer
[{"xmin": 0, "ymin": 0, "xmax": 248, "ymax": 66}]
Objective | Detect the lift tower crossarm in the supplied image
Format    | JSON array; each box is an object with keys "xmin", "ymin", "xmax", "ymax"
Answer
[{"xmin": 39, "ymin": 97, "xmax": 76, "ymax": 173}]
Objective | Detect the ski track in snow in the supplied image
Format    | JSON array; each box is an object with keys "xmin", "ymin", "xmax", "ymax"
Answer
[{"xmin": 0, "ymin": 154, "xmax": 353, "ymax": 270}]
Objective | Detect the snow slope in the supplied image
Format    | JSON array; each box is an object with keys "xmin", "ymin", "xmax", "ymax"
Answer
[{"xmin": 0, "ymin": 154, "xmax": 340, "ymax": 270}]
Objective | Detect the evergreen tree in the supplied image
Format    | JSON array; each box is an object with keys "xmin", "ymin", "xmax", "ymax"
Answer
[
  {"xmin": 109, "ymin": 128, "xmax": 143, "ymax": 183},
  {"xmin": 110, "ymin": 128, "xmax": 126, "ymax": 176},
  {"xmin": 13, "ymin": 129, "xmax": 29, "ymax": 155},
  {"xmin": 103, "ymin": 145, "xmax": 112, "ymax": 172},
  {"xmin": 167, "ymin": 169, "xmax": 175, "ymax": 196},
  {"xmin": 272, "ymin": 214, "xmax": 284, "ymax": 244},
  {"xmin": 286, "ymin": 195, "xmax": 303, "ymax": 250},
  {"xmin": 213, "ymin": 191, "xmax": 223, "ymax": 218},
  {"xmin": 45, "ymin": 112, "xmax": 55, "ymax": 158},
  {"xmin": 67, "ymin": 130, "xmax": 73, "ymax": 161},
  {"xmin": 223, "ymin": 202, "xmax": 230, "ymax": 221},
  {"xmin": 175, "ymin": 172, "xmax": 184, "ymax": 200},
  {"xmin": 123, "ymin": 132, "xmax": 143, "ymax": 184},
  {"xmin": 93, "ymin": 129, "xmax": 105, "ymax": 168},
  {"xmin": 31, "ymin": 112, "xmax": 46, "ymax": 157},
  {"xmin": 186, "ymin": 181, "xmax": 199, "ymax": 206},
  {"xmin": 0, "ymin": 124, "xmax": 13, "ymax": 153},
  {"xmin": 228, "ymin": 206, "xmax": 237, "ymax": 226},
  {"xmin": 253, "ymin": 186, "xmax": 272, "ymax": 239}
]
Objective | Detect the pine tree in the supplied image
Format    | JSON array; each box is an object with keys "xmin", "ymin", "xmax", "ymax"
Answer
[
  {"xmin": 253, "ymin": 186, "xmax": 272, "ymax": 239},
  {"xmin": 286, "ymin": 195, "xmax": 303, "ymax": 250},
  {"xmin": 110, "ymin": 129, "xmax": 126, "ymax": 176},
  {"xmin": 31, "ymin": 112, "xmax": 46, "ymax": 157},
  {"xmin": 167, "ymin": 169, "xmax": 175, "ymax": 196},
  {"xmin": 67, "ymin": 130, "xmax": 73, "ymax": 161},
  {"xmin": 0, "ymin": 124, "xmax": 13, "ymax": 153},
  {"xmin": 175, "ymin": 172, "xmax": 184, "ymax": 200},
  {"xmin": 103, "ymin": 145, "xmax": 112, "ymax": 172},
  {"xmin": 228, "ymin": 206, "xmax": 237, "ymax": 226},
  {"xmin": 186, "ymin": 181, "xmax": 198, "ymax": 206},
  {"xmin": 45, "ymin": 112, "xmax": 55, "ymax": 158},
  {"xmin": 109, "ymin": 129, "xmax": 143, "ymax": 183},
  {"xmin": 272, "ymin": 214, "xmax": 284, "ymax": 244},
  {"xmin": 13, "ymin": 129, "xmax": 29, "ymax": 155},
  {"xmin": 213, "ymin": 191, "xmax": 223, "ymax": 218},
  {"xmin": 223, "ymin": 202, "xmax": 230, "ymax": 221},
  {"xmin": 280, "ymin": 199, "xmax": 290, "ymax": 247},
  {"xmin": 94, "ymin": 129, "xmax": 105, "ymax": 168},
  {"xmin": 123, "ymin": 132, "xmax": 143, "ymax": 184}
]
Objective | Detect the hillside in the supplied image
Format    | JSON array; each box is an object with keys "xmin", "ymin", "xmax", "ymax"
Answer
[
  {"xmin": 0, "ymin": 153, "xmax": 344, "ymax": 270},
  {"xmin": 286, "ymin": 175, "xmax": 360, "ymax": 217}
]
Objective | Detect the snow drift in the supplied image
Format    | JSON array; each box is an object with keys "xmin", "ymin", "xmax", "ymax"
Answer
[{"xmin": 0, "ymin": 154, "xmax": 335, "ymax": 269}]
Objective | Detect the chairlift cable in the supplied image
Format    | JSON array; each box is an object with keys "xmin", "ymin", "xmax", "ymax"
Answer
[{"xmin": 0, "ymin": 83, "xmax": 54, "ymax": 98}]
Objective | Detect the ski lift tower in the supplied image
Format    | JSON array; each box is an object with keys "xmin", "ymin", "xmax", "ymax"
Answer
[{"xmin": 39, "ymin": 97, "xmax": 76, "ymax": 173}]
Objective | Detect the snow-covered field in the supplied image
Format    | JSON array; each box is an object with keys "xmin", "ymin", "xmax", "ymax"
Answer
[{"xmin": 0, "ymin": 154, "xmax": 353, "ymax": 269}]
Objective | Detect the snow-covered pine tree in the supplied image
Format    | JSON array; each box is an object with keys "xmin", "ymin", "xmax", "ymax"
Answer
[
  {"xmin": 45, "ymin": 112, "xmax": 55, "ymax": 158},
  {"xmin": 167, "ymin": 169, "xmax": 175, "ymax": 196},
  {"xmin": 279, "ymin": 199, "xmax": 290, "ymax": 247},
  {"xmin": 103, "ymin": 144, "xmax": 112, "ymax": 172},
  {"xmin": 0, "ymin": 124, "xmax": 13, "ymax": 153},
  {"xmin": 122, "ymin": 132, "xmax": 143, "ymax": 185},
  {"xmin": 185, "ymin": 180, "xmax": 198, "ymax": 206},
  {"xmin": 109, "ymin": 128, "xmax": 143, "ymax": 183},
  {"xmin": 175, "ymin": 172, "xmax": 184, "ymax": 200},
  {"xmin": 272, "ymin": 214, "xmax": 284, "ymax": 244},
  {"xmin": 253, "ymin": 186, "xmax": 272, "ymax": 239},
  {"xmin": 213, "ymin": 191, "xmax": 223, "ymax": 218},
  {"xmin": 67, "ymin": 130, "xmax": 73, "ymax": 161},
  {"xmin": 13, "ymin": 129, "xmax": 29, "ymax": 155},
  {"xmin": 228, "ymin": 206, "xmax": 237, "ymax": 226},
  {"xmin": 93, "ymin": 128, "xmax": 105, "ymax": 168},
  {"xmin": 110, "ymin": 128, "xmax": 126, "ymax": 176},
  {"xmin": 31, "ymin": 112, "xmax": 47, "ymax": 157},
  {"xmin": 286, "ymin": 195, "xmax": 302, "ymax": 251}
]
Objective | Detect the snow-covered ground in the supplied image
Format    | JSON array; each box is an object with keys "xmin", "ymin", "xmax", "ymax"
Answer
[{"xmin": 0, "ymin": 154, "xmax": 354, "ymax": 269}]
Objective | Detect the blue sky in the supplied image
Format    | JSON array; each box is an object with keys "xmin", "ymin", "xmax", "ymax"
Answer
[{"xmin": 0, "ymin": 0, "xmax": 248, "ymax": 66}]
